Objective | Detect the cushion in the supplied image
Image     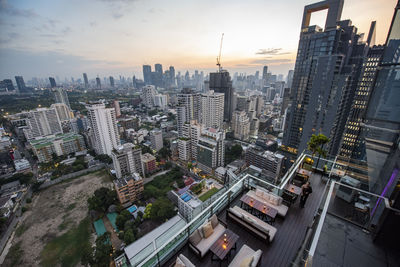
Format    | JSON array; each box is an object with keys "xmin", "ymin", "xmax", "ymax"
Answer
[
  {"xmin": 240, "ymin": 256, "xmax": 253, "ymax": 267},
  {"xmin": 230, "ymin": 208, "xmax": 243, "ymax": 218},
  {"xmin": 210, "ymin": 214, "xmax": 218, "ymax": 229},
  {"xmin": 228, "ymin": 244, "xmax": 255, "ymax": 267},
  {"xmin": 202, "ymin": 221, "xmax": 214, "ymax": 238},
  {"xmin": 179, "ymin": 254, "xmax": 195, "ymax": 267},
  {"xmin": 277, "ymin": 196, "xmax": 283, "ymax": 206},
  {"xmin": 251, "ymin": 250, "xmax": 262, "ymax": 267},
  {"xmin": 189, "ymin": 229, "xmax": 202, "ymax": 246},
  {"xmin": 196, "ymin": 223, "xmax": 226, "ymax": 257},
  {"xmin": 255, "ymin": 189, "xmax": 264, "ymax": 198},
  {"xmin": 175, "ymin": 256, "xmax": 186, "ymax": 267}
]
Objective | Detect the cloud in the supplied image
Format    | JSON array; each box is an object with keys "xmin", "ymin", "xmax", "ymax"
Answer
[
  {"xmin": 250, "ymin": 58, "xmax": 293, "ymax": 64},
  {"xmin": 89, "ymin": 21, "xmax": 97, "ymax": 27},
  {"xmin": 0, "ymin": 0, "xmax": 38, "ymax": 18},
  {"xmin": 62, "ymin": 27, "xmax": 71, "ymax": 34},
  {"xmin": 255, "ymin": 48, "xmax": 291, "ymax": 56},
  {"xmin": 112, "ymin": 12, "xmax": 124, "ymax": 19}
]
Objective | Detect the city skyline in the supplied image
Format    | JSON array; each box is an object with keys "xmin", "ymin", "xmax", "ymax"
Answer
[{"xmin": 0, "ymin": 0, "xmax": 396, "ymax": 80}]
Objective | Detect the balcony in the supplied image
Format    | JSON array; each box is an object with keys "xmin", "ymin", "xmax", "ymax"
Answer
[{"xmin": 117, "ymin": 152, "xmax": 400, "ymax": 267}]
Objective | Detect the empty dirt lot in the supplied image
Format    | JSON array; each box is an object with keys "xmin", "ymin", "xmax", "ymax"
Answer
[{"xmin": 3, "ymin": 169, "xmax": 113, "ymax": 267}]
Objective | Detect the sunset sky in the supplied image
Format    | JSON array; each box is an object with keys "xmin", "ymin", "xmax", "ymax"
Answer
[{"xmin": 0, "ymin": 0, "xmax": 396, "ymax": 80}]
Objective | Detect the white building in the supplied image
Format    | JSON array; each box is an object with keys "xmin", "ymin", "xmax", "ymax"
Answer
[
  {"xmin": 200, "ymin": 90, "xmax": 224, "ymax": 130},
  {"xmin": 232, "ymin": 110, "xmax": 250, "ymax": 141},
  {"xmin": 150, "ymin": 129, "xmax": 163, "ymax": 151},
  {"xmin": 14, "ymin": 158, "xmax": 31, "ymax": 172},
  {"xmin": 153, "ymin": 94, "xmax": 168, "ymax": 110},
  {"xmin": 197, "ymin": 128, "xmax": 225, "ymax": 174},
  {"xmin": 178, "ymin": 138, "xmax": 191, "ymax": 161},
  {"xmin": 182, "ymin": 121, "xmax": 203, "ymax": 160},
  {"xmin": 51, "ymin": 103, "xmax": 74, "ymax": 122},
  {"xmin": 176, "ymin": 89, "xmax": 201, "ymax": 137},
  {"xmin": 111, "ymin": 143, "xmax": 144, "ymax": 178},
  {"xmin": 86, "ymin": 103, "xmax": 120, "ymax": 155},
  {"xmin": 175, "ymin": 191, "xmax": 202, "ymax": 222},
  {"xmin": 141, "ymin": 85, "xmax": 156, "ymax": 108},
  {"xmin": 23, "ymin": 107, "xmax": 62, "ymax": 140},
  {"xmin": 53, "ymin": 88, "xmax": 70, "ymax": 108}
]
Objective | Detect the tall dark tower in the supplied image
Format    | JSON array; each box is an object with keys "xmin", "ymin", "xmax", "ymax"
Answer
[
  {"xmin": 49, "ymin": 77, "xmax": 57, "ymax": 88},
  {"xmin": 15, "ymin": 76, "xmax": 26, "ymax": 93},
  {"xmin": 109, "ymin": 76, "xmax": 115, "ymax": 88},
  {"xmin": 209, "ymin": 70, "xmax": 234, "ymax": 122},
  {"xmin": 83, "ymin": 73, "xmax": 89, "ymax": 89},
  {"xmin": 143, "ymin": 65, "xmax": 152, "ymax": 85},
  {"xmin": 283, "ymin": 0, "xmax": 376, "ymax": 155},
  {"xmin": 96, "ymin": 77, "xmax": 101, "ymax": 89},
  {"xmin": 169, "ymin": 66, "xmax": 175, "ymax": 86},
  {"xmin": 262, "ymin": 66, "xmax": 268, "ymax": 86}
]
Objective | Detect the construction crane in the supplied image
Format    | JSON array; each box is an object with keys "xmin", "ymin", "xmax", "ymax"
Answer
[{"xmin": 216, "ymin": 33, "xmax": 224, "ymax": 72}]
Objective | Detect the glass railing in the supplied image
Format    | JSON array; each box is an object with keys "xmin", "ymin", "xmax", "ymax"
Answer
[{"xmin": 298, "ymin": 179, "xmax": 399, "ymax": 267}]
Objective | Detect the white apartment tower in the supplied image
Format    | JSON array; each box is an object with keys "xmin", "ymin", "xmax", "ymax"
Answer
[
  {"xmin": 176, "ymin": 89, "xmax": 201, "ymax": 137},
  {"xmin": 232, "ymin": 110, "xmax": 250, "ymax": 141},
  {"xmin": 150, "ymin": 129, "xmax": 163, "ymax": 151},
  {"xmin": 141, "ymin": 85, "xmax": 156, "ymax": 108},
  {"xmin": 200, "ymin": 90, "xmax": 224, "ymax": 130},
  {"xmin": 111, "ymin": 143, "xmax": 144, "ymax": 178},
  {"xmin": 23, "ymin": 107, "xmax": 63, "ymax": 140},
  {"xmin": 86, "ymin": 103, "xmax": 120, "ymax": 155}
]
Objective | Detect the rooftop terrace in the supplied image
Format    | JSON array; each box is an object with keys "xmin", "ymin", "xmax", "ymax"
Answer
[{"xmin": 118, "ymin": 152, "xmax": 400, "ymax": 267}]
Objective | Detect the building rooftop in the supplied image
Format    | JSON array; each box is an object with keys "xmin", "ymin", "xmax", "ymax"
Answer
[{"xmin": 141, "ymin": 153, "xmax": 156, "ymax": 162}]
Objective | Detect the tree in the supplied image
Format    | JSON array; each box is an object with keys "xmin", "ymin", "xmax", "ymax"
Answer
[
  {"xmin": 150, "ymin": 198, "xmax": 176, "ymax": 222},
  {"xmin": 94, "ymin": 154, "xmax": 112, "ymax": 164},
  {"xmin": 116, "ymin": 210, "xmax": 133, "ymax": 230},
  {"xmin": 165, "ymin": 161, "xmax": 172, "ymax": 169},
  {"xmin": 225, "ymin": 144, "xmax": 243, "ymax": 164},
  {"xmin": 124, "ymin": 229, "xmax": 135, "ymax": 244},
  {"xmin": 141, "ymin": 145, "xmax": 153, "ymax": 155},
  {"xmin": 148, "ymin": 109, "xmax": 158, "ymax": 116},
  {"xmin": 80, "ymin": 243, "xmax": 93, "ymax": 266},
  {"xmin": 93, "ymin": 233, "xmax": 113, "ymax": 266},
  {"xmin": 158, "ymin": 147, "xmax": 171, "ymax": 159},
  {"xmin": 87, "ymin": 187, "xmax": 117, "ymax": 213},
  {"xmin": 307, "ymin": 133, "xmax": 330, "ymax": 169}
]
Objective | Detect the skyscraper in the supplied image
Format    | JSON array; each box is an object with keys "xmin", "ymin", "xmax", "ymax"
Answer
[
  {"xmin": 96, "ymin": 77, "xmax": 101, "ymax": 89},
  {"xmin": 339, "ymin": 44, "xmax": 385, "ymax": 159},
  {"xmin": 86, "ymin": 103, "xmax": 120, "ymax": 155},
  {"xmin": 262, "ymin": 66, "xmax": 268, "ymax": 86},
  {"xmin": 286, "ymin": 70, "xmax": 294, "ymax": 89},
  {"xmin": 143, "ymin": 65, "xmax": 152, "ymax": 85},
  {"xmin": 283, "ymin": 0, "xmax": 375, "ymax": 154},
  {"xmin": 83, "ymin": 73, "xmax": 89, "ymax": 89},
  {"xmin": 155, "ymin": 63, "xmax": 163, "ymax": 75},
  {"xmin": 22, "ymin": 107, "xmax": 63, "ymax": 140},
  {"xmin": 49, "ymin": 77, "xmax": 57, "ymax": 88},
  {"xmin": 209, "ymin": 70, "xmax": 234, "ymax": 122},
  {"xmin": 176, "ymin": 88, "xmax": 201, "ymax": 137},
  {"xmin": 109, "ymin": 76, "xmax": 115, "ymax": 88},
  {"xmin": 200, "ymin": 90, "xmax": 224, "ymax": 129},
  {"xmin": 53, "ymin": 88, "xmax": 70, "ymax": 108},
  {"xmin": 0, "ymin": 79, "xmax": 15, "ymax": 92},
  {"xmin": 51, "ymin": 103, "xmax": 73, "ymax": 121},
  {"xmin": 169, "ymin": 66, "xmax": 175, "ymax": 86},
  {"xmin": 15, "ymin": 76, "xmax": 26, "ymax": 93}
]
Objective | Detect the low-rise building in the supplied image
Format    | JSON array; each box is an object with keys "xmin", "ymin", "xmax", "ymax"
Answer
[
  {"xmin": 141, "ymin": 153, "xmax": 157, "ymax": 175},
  {"xmin": 114, "ymin": 173, "xmax": 144, "ymax": 204},
  {"xmin": 245, "ymin": 145, "xmax": 284, "ymax": 180},
  {"xmin": 30, "ymin": 133, "xmax": 86, "ymax": 162},
  {"xmin": 14, "ymin": 158, "xmax": 31, "ymax": 173},
  {"xmin": 174, "ymin": 191, "xmax": 201, "ymax": 222}
]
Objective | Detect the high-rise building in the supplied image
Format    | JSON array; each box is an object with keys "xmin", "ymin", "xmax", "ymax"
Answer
[
  {"xmin": 176, "ymin": 88, "xmax": 201, "ymax": 137},
  {"xmin": 83, "ymin": 73, "xmax": 89, "ymax": 89},
  {"xmin": 109, "ymin": 76, "xmax": 115, "ymax": 88},
  {"xmin": 49, "ymin": 77, "xmax": 57, "ymax": 88},
  {"xmin": 150, "ymin": 129, "xmax": 163, "ymax": 151},
  {"xmin": 232, "ymin": 110, "xmax": 250, "ymax": 141},
  {"xmin": 361, "ymin": 3, "xmax": 400, "ymax": 201},
  {"xmin": 155, "ymin": 63, "xmax": 163, "ymax": 75},
  {"xmin": 53, "ymin": 88, "xmax": 70, "ymax": 108},
  {"xmin": 15, "ymin": 76, "xmax": 26, "ymax": 93},
  {"xmin": 209, "ymin": 71, "xmax": 234, "ymax": 122},
  {"xmin": 283, "ymin": 0, "xmax": 375, "ymax": 154},
  {"xmin": 169, "ymin": 66, "xmax": 175, "ymax": 86},
  {"xmin": 339, "ymin": 44, "xmax": 385, "ymax": 159},
  {"xmin": 113, "ymin": 100, "xmax": 121, "ymax": 118},
  {"xmin": 197, "ymin": 128, "xmax": 225, "ymax": 174},
  {"xmin": 86, "ymin": 102, "xmax": 120, "ymax": 155},
  {"xmin": 111, "ymin": 143, "xmax": 144, "ymax": 178},
  {"xmin": 262, "ymin": 66, "xmax": 268, "ymax": 86},
  {"xmin": 180, "ymin": 121, "xmax": 203, "ymax": 161},
  {"xmin": 200, "ymin": 90, "xmax": 224, "ymax": 129},
  {"xmin": 286, "ymin": 70, "xmax": 294, "ymax": 89},
  {"xmin": 96, "ymin": 77, "xmax": 101, "ymax": 89},
  {"xmin": 141, "ymin": 85, "xmax": 156, "ymax": 108},
  {"xmin": 0, "ymin": 79, "xmax": 15, "ymax": 92},
  {"xmin": 22, "ymin": 107, "xmax": 63, "ymax": 140},
  {"xmin": 51, "ymin": 103, "xmax": 74, "ymax": 122},
  {"xmin": 153, "ymin": 94, "xmax": 168, "ymax": 110},
  {"xmin": 143, "ymin": 65, "xmax": 152, "ymax": 85}
]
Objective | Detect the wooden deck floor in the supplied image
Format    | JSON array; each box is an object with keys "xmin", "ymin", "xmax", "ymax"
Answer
[{"xmin": 163, "ymin": 173, "xmax": 328, "ymax": 267}]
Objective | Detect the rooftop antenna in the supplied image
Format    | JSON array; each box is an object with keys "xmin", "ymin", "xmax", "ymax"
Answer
[{"xmin": 216, "ymin": 33, "xmax": 224, "ymax": 72}]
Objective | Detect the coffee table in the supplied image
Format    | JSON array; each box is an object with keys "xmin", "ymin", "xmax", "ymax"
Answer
[
  {"xmin": 285, "ymin": 183, "xmax": 302, "ymax": 195},
  {"xmin": 210, "ymin": 229, "xmax": 239, "ymax": 265}
]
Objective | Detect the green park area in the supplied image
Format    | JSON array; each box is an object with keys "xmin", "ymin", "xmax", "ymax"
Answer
[{"xmin": 199, "ymin": 188, "xmax": 219, "ymax": 202}]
